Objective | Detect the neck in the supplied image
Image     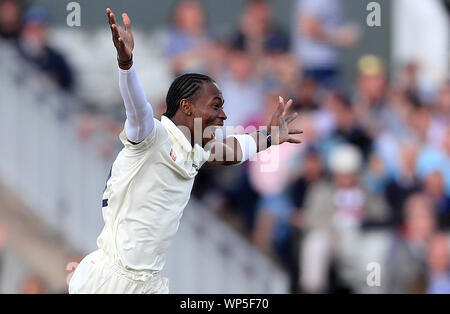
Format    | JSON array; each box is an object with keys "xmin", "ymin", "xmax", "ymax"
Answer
[{"xmin": 166, "ymin": 115, "xmax": 197, "ymax": 147}]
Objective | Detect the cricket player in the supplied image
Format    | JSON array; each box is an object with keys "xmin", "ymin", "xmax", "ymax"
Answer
[{"xmin": 68, "ymin": 9, "xmax": 302, "ymax": 294}]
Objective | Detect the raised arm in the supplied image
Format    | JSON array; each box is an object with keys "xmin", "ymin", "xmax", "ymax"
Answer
[
  {"xmin": 204, "ymin": 97, "xmax": 303, "ymax": 168},
  {"xmin": 107, "ymin": 8, "xmax": 154, "ymax": 144}
]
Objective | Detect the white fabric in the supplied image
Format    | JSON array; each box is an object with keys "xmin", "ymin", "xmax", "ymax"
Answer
[
  {"xmin": 69, "ymin": 249, "xmax": 169, "ymax": 294},
  {"xmin": 119, "ymin": 65, "xmax": 154, "ymax": 143},
  {"xmin": 300, "ymin": 229, "xmax": 332, "ymax": 293},
  {"xmin": 393, "ymin": 0, "xmax": 449, "ymax": 93},
  {"xmin": 73, "ymin": 116, "xmax": 210, "ymax": 293},
  {"xmin": 228, "ymin": 134, "xmax": 258, "ymax": 165}
]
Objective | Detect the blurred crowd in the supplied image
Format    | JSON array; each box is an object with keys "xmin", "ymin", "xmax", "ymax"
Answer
[{"xmin": 1, "ymin": 0, "xmax": 449, "ymax": 294}]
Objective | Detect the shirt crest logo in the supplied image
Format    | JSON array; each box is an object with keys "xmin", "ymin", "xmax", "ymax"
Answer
[{"xmin": 169, "ymin": 148, "xmax": 177, "ymax": 162}]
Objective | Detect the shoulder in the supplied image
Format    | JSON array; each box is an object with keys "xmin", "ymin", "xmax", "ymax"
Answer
[{"xmin": 120, "ymin": 118, "xmax": 169, "ymax": 153}]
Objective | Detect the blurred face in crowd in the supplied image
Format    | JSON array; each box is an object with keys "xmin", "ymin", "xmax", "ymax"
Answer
[
  {"xmin": 334, "ymin": 172, "xmax": 357, "ymax": 189},
  {"xmin": 247, "ymin": 0, "xmax": 271, "ymax": 27},
  {"xmin": 404, "ymin": 194, "xmax": 436, "ymax": 242},
  {"xmin": 21, "ymin": 22, "xmax": 48, "ymax": 47},
  {"xmin": 304, "ymin": 153, "xmax": 323, "ymax": 181},
  {"xmin": 0, "ymin": 0, "xmax": 21, "ymax": 31},
  {"xmin": 436, "ymin": 83, "xmax": 450, "ymax": 115},
  {"xmin": 423, "ymin": 171, "xmax": 445, "ymax": 199},
  {"xmin": 442, "ymin": 128, "xmax": 450, "ymax": 155},
  {"xmin": 400, "ymin": 142, "xmax": 418, "ymax": 176},
  {"xmin": 334, "ymin": 102, "xmax": 354, "ymax": 131},
  {"xmin": 241, "ymin": 0, "xmax": 271, "ymax": 37},
  {"xmin": 408, "ymin": 107, "xmax": 431, "ymax": 141},
  {"xmin": 400, "ymin": 62, "xmax": 418, "ymax": 91},
  {"xmin": 427, "ymin": 234, "xmax": 450, "ymax": 274},
  {"xmin": 327, "ymin": 91, "xmax": 356, "ymax": 132},
  {"xmin": 174, "ymin": 0, "xmax": 205, "ymax": 35},
  {"xmin": 269, "ymin": 54, "xmax": 299, "ymax": 88},
  {"xmin": 295, "ymin": 79, "xmax": 317, "ymax": 110},
  {"xmin": 357, "ymin": 72, "xmax": 387, "ymax": 105},
  {"xmin": 229, "ymin": 50, "xmax": 254, "ymax": 81}
]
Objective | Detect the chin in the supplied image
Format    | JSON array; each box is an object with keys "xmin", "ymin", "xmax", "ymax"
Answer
[{"xmin": 202, "ymin": 135, "xmax": 215, "ymax": 147}]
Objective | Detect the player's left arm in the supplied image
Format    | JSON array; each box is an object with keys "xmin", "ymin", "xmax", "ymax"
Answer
[{"xmin": 203, "ymin": 97, "xmax": 303, "ymax": 168}]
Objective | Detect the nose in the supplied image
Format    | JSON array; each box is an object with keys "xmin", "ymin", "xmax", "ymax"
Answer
[{"xmin": 219, "ymin": 109, "xmax": 227, "ymax": 121}]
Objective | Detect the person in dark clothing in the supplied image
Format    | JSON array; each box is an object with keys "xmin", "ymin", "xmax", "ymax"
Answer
[
  {"xmin": 289, "ymin": 146, "xmax": 324, "ymax": 293},
  {"xmin": 327, "ymin": 90, "xmax": 373, "ymax": 160},
  {"xmin": 384, "ymin": 142, "xmax": 422, "ymax": 227},
  {"xmin": 231, "ymin": 0, "xmax": 289, "ymax": 55},
  {"xmin": 17, "ymin": 6, "xmax": 75, "ymax": 91}
]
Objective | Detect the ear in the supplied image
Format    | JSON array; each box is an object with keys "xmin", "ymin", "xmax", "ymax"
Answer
[{"xmin": 179, "ymin": 99, "xmax": 193, "ymax": 116}]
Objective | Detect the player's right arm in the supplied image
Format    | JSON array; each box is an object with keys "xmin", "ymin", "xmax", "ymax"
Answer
[{"xmin": 107, "ymin": 8, "xmax": 154, "ymax": 144}]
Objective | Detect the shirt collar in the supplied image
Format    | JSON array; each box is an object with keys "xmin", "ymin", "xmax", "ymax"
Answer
[{"xmin": 160, "ymin": 115, "xmax": 194, "ymax": 153}]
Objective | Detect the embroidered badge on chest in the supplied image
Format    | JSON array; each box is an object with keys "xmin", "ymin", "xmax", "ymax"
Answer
[{"xmin": 169, "ymin": 148, "xmax": 177, "ymax": 162}]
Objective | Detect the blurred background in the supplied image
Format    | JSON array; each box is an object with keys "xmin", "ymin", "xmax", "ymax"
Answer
[{"xmin": 0, "ymin": 0, "xmax": 449, "ymax": 294}]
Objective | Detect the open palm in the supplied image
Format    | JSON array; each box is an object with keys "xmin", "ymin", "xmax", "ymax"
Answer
[
  {"xmin": 268, "ymin": 96, "xmax": 303, "ymax": 145},
  {"xmin": 106, "ymin": 8, "xmax": 134, "ymax": 63}
]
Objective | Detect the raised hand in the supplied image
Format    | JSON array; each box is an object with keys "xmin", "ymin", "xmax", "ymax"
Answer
[
  {"xmin": 268, "ymin": 96, "xmax": 303, "ymax": 145},
  {"xmin": 106, "ymin": 8, "xmax": 134, "ymax": 69}
]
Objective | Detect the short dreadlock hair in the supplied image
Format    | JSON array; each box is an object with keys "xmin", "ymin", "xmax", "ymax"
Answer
[{"xmin": 164, "ymin": 73, "xmax": 215, "ymax": 118}]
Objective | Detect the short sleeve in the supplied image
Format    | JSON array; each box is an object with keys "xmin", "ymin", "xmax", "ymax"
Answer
[{"xmin": 119, "ymin": 118, "xmax": 164, "ymax": 154}]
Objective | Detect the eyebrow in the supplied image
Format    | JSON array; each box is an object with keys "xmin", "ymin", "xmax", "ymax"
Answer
[{"xmin": 211, "ymin": 95, "xmax": 224, "ymax": 105}]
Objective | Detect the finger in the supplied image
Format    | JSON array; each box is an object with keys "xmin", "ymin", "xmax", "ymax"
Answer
[
  {"xmin": 287, "ymin": 137, "xmax": 303, "ymax": 144},
  {"xmin": 122, "ymin": 13, "xmax": 131, "ymax": 31},
  {"xmin": 276, "ymin": 96, "xmax": 285, "ymax": 116},
  {"xmin": 111, "ymin": 24, "xmax": 120, "ymax": 40},
  {"xmin": 285, "ymin": 112, "xmax": 299, "ymax": 124},
  {"xmin": 288, "ymin": 128, "xmax": 304, "ymax": 135},
  {"xmin": 282, "ymin": 99, "xmax": 293, "ymax": 116},
  {"xmin": 109, "ymin": 11, "xmax": 117, "ymax": 26},
  {"xmin": 106, "ymin": 8, "xmax": 111, "ymax": 22}
]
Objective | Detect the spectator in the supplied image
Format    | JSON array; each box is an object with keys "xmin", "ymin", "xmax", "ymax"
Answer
[
  {"xmin": 385, "ymin": 193, "xmax": 436, "ymax": 293},
  {"xmin": 160, "ymin": 0, "xmax": 214, "ymax": 76},
  {"xmin": 426, "ymin": 233, "xmax": 450, "ymax": 294},
  {"xmin": 300, "ymin": 144, "xmax": 389, "ymax": 293},
  {"xmin": 217, "ymin": 48, "xmax": 264, "ymax": 129},
  {"xmin": 231, "ymin": 0, "xmax": 289, "ymax": 56},
  {"xmin": 17, "ymin": 6, "xmax": 75, "ymax": 91},
  {"xmin": 292, "ymin": 0, "xmax": 358, "ymax": 89},
  {"xmin": 292, "ymin": 79, "xmax": 319, "ymax": 111},
  {"xmin": 324, "ymin": 90, "xmax": 373, "ymax": 160},
  {"xmin": 429, "ymin": 82, "xmax": 450, "ymax": 149},
  {"xmin": 422, "ymin": 170, "xmax": 450, "ymax": 231},
  {"xmin": 396, "ymin": 62, "xmax": 421, "ymax": 103},
  {"xmin": 0, "ymin": 0, "xmax": 23, "ymax": 41},
  {"xmin": 384, "ymin": 141, "xmax": 422, "ymax": 227},
  {"xmin": 353, "ymin": 55, "xmax": 391, "ymax": 138},
  {"xmin": 417, "ymin": 126, "xmax": 450, "ymax": 197},
  {"xmin": 289, "ymin": 145, "xmax": 325, "ymax": 292}
]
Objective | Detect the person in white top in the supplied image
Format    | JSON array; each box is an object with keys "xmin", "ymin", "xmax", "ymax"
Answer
[{"xmin": 68, "ymin": 9, "xmax": 303, "ymax": 294}]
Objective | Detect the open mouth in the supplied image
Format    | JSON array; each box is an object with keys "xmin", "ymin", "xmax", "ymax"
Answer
[{"xmin": 206, "ymin": 125, "xmax": 224, "ymax": 140}]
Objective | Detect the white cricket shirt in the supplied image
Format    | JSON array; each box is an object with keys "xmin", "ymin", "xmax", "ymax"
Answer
[{"xmin": 96, "ymin": 116, "xmax": 210, "ymax": 271}]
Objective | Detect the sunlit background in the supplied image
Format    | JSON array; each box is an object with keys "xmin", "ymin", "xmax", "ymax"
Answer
[{"xmin": 0, "ymin": 0, "xmax": 449, "ymax": 294}]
